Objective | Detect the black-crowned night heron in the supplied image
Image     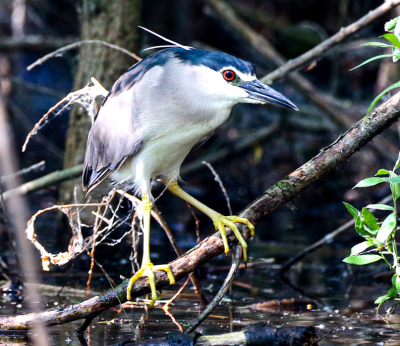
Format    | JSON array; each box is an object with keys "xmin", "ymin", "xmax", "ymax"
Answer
[{"xmin": 82, "ymin": 45, "xmax": 297, "ymax": 306}]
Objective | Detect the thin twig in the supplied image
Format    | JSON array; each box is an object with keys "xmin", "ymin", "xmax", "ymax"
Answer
[
  {"xmin": 27, "ymin": 40, "xmax": 141, "ymax": 71},
  {"xmin": 93, "ymin": 258, "xmax": 117, "ymax": 288},
  {"xmin": 187, "ymin": 203, "xmax": 201, "ymax": 244},
  {"xmin": 22, "ymin": 78, "xmax": 108, "ymax": 152},
  {"xmin": 202, "ymin": 161, "xmax": 232, "ymax": 216},
  {"xmin": 318, "ymin": 313, "xmax": 357, "ymax": 342},
  {"xmin": 162, "ymin": 277, "xmax": 190, "ymax": 332},
  {"xmin": 1, "ymin": 161, "xmax": 45, "ymax": 181},
  {"xmin": 152, "ymin": 204, "xmax": 182, "ymax": 257},
  {"xmin": 280, "ymin": 194, "xmax": 393, "ymax": 273},
  {"xmin": 130, "ymin": 211, "xmax": 140, "ymax": 274},
  {"xmin": 185, "ymin": 245, "xmax": 242, "ymax": 333}
]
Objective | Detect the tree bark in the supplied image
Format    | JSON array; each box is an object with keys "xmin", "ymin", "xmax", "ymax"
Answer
[{"xmin": 59, "ymin": 0, "xmax": 141, "ymax": 206}]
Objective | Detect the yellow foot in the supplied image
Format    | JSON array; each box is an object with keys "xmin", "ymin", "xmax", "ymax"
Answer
[
  {"xmin": 127, "ymin": 263, "xmax": 175, "ymax": 308},
  {"xmin": 213, "ymin": 215, "xmax": 255, "ymax": 262}
]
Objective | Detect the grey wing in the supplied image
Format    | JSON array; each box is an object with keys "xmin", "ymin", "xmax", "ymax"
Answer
[{"xmin": 82, "ymin": 94, "xmax": 143, "ymax": 192}]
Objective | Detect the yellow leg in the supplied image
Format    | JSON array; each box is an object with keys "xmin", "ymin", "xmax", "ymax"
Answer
[
  {"xmin": 125, "ymin": 192, "xmax": 175, "ymax": 307},
  {"xmin": 166, "ymin": 180, "xmax": 254, "ymax": 261}
]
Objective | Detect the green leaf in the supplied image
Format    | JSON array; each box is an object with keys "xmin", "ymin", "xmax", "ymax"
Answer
[
  {"xmin": 355, "ymin": 216, "xmax": 370, "ymax": 238},
  {"xmin": 381, "ymin": 34, "xmax": 400, "ymax": 49},
  {"xmin": 394, "ymin": 152, "xmax": 400, "ymax": 171},
  {"xmin": 362, "ymin": 208, "xmax": 380, "ymax": 233},
  {"xmin": 391, "ymin": 274, "xmax": 400, "ymax": 293},
  {"xmin": 377, "ymin": 213, "xmax": 396, "ymax": 243},
  {"xmin": 388, "ymin": 176, "xmax": 400, "ymax": 184},
  {"xmin": 376, "ymin": 169, "xmax": 390, "ymax": 176},
  {"xmin": 353, "ymin": 177, "xmax": 386, "ymax": 189},
  {"xmin": 361, "ymin": 42, "xmax": 395, "ymax": 48},
  {"xmin": 392, "ymin": 184, "xmax": 400, "ymax": 201},
  {"xmin": 394, "ymin": 48, "xmax": 400, "ymax": 63},
  {"xmin": 375, "ymin": 294, "xmax": 389, "ymax": 304},
  {"xmin": 390, "ymin": 171, "xmax": 400, "ymax": 201},
  {"xmin": 343, "ymin": 202, "xmax": 359, "ymax": 219},
  {"xmin": 350, "ymin": 54, "xmax": 394, "ymax": 71},
  {"xmin": 366, "ymin": 80, "xmax": 400, "ymax": 114},
  {"xmin": 372, "ymin": 238, "xmax": 384, "ymax": 247},
  {"xmin": 350, "ymin": 241, "xmax": 371, "ymax": 256},
  {"xmin": 366, "ymin": 204, "xmax": 394, "ymax": 211},
  {"xmin": 388, "ymin": 287, "xmax": 398, "ymax": 298},
  {"xmin": 343, "ymin": 254, "xmax": 382, "ymax": 265},
  {"xmin": 385, "ymin": 17, "xmax": 399, "ymax": 32}
]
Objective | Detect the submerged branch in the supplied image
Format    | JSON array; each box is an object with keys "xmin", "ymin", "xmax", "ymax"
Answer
[{"xmin": 1, "ymin": 89, "xmax": 400, "ymax": 330}]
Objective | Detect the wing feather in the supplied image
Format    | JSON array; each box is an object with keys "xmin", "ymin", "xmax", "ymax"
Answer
[
  {"xmin": 82, "ymin": 93, "xmax": 143, "ymax": 192},
  {"xmin": 82, "ymin": 48, "xmax": 176, "ymax": 192}
]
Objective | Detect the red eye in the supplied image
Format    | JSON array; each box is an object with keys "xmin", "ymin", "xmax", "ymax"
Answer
[{"xmin": 223, "ymin": 70, "xmax": 236, "ymax": 81}]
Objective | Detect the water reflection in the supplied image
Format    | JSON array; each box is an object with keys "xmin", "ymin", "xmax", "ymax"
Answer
[{"xmin": 0, "ymin": 248, "xmax": 398, "ymax": 346}]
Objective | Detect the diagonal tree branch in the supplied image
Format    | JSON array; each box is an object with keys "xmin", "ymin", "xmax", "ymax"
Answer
[
  {"xmin": 262, "ymin": 0, "xmax": 400, "ymax": 84},
  {"xmin": 1, "ymin": 88, "xmax": 400, "ymax": 331}
]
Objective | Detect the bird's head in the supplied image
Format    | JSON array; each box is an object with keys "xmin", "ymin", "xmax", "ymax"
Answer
[{"xmin": 167, "ymin": 48, "xmax": 298, "ymax": 111}]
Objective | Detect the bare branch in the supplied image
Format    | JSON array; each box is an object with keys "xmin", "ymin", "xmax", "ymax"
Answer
[
  {"xmin": 263, "ymin": 0, "xmax": 400, "ymax": 83},
  {"xmin": 22, "ymin": 78, "xmax": 108, "ymax": 152},
  {"xmin": 202, "ymin": 161, "xmax": 232, "ymax": 216},
  {"xmin": 27, "ymin": 40, "xmax": 142, "ymax": 71},
  {"xmin": 1, "ymin": 160, "xmax": 45, "ymax": 181}
]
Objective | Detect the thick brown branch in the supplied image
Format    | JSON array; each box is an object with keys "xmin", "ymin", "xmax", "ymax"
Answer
[{"xmin": 1, "ymin": 88, "xmax": 400, "ymax": 330}]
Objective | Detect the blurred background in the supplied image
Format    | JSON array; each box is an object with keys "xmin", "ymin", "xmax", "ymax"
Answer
[{"xmin": 1, "ymin": 0, "xmax": 400, "ymax": 344}]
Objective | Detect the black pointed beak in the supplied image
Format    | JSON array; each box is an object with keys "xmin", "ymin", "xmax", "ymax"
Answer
[{"xmin": 239, "ymin": 80, "xmax": 298, "ymax": 111}]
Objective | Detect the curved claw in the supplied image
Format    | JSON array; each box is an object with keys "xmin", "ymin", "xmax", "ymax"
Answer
[
  {"xmin": 127, "ymin": 264, "xmax": 175, "ymax": 307},
  {"xmin": 213, "ymin": 215, "xmax": 255, "ymax": 262}
]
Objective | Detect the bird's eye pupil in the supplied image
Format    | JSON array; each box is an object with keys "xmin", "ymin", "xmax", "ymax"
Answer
[{"xmin": 223, "ymin": 70, "xmax": 236, "ymax": 81}]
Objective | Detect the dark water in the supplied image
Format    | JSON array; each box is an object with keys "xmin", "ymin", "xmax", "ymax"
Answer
[{"xmin": 1, "ymin": 240, "xmax": 399, "ymax": 346}]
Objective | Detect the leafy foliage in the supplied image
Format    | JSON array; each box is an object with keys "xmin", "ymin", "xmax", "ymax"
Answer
[
  {"xmin": 344, "ymin": 153, "xmax": 400, "ymax": 317},
  {"xmin": 352, "ymin": 16, "xmax": 400, "ymax": 114}
]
